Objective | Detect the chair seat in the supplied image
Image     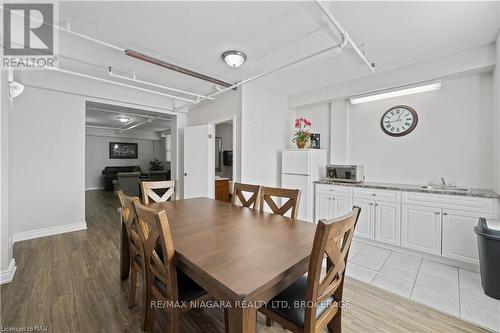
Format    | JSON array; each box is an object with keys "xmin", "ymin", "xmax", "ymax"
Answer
[
  {"xmin": 155, "ymin": 270, "xmax": 206, "ymax": 302},
  {"xmin": 265, "ymin": 276, "xmax": 335, "ymax": 327}
]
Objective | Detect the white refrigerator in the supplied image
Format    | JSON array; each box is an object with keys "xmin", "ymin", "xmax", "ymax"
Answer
[{"xmin": 281, "ymin": 149, "xmax": 327, "ymax": 222}]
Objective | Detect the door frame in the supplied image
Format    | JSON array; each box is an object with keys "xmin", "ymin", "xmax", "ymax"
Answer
[{"xmin": 210, "ymin": 115, "xmax": 238, "ymax": 184}]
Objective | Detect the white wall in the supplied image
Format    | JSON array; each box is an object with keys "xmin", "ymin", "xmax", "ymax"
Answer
[
  {"xmin": 215, "ymin": 122, "xmax": 233, "ymax": 179},
  {"xmin": 347, "ymin": 73, "xmax": 493, "ymax": 187},
  {"xmin": 241, "ymin": 83, "xmax": 289, "ymax": 187},
  {"xmin": 1, "ymin": 70, "xmax": 14, "ymax": 279},
  {"xmin": 85, "ymin": 129, "xmax": 166, "ymax": 190},
  {"xmin": 10, "ymin": 87, "xmax": 86, "ymax": 235}
]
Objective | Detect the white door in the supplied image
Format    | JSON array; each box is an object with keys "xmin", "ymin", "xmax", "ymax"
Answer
[
  {"xmin": 352, "ymin": 198, "xmax": 374, "ymax": 240},
  {"xmin": 401, "ymin": 205, "xmax": 442, "ymax": 255},
  {"xmin": 184, "ymin": 125, "xmax": 215, "ymax": 199},
  {"xmin": 442, "ymin": 209, "xmax": 480, "ymax": 264},
  {"xmin": 375, "ymin": 201, "xmax": 401, "ymax": 246},
  {"xmin": 282, "ymin": 174, "xmax": 310, "ymax": 221}
]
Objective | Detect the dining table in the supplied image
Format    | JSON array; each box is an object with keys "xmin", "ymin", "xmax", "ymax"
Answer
[{"xmin": 120, "ymin": 197, "xmax": 317, "ymax": 333}]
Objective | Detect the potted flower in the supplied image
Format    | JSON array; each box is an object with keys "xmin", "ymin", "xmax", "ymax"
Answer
[{"xmin": 292, "ymin": 117, "xmax": 311, "ymax": 149}]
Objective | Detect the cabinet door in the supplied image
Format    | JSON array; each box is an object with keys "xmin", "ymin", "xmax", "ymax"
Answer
[
  {"xmin": 375, "ymin": 201, "xmax": 401, "ymax": 246},
  {"xmin": 315, "ymin": 193, "xmax": 332, "ymax": 222},
  {"xmin": 401, "ymin": 205, "xmax": 442, "ymax": 255},
  {"xmin": 352, "ymin": 199, "xmax": 374, "ymax": 240},
  {"xmin": 333, "ymin": 195, "xmax": 351, "ymax": 217},
  {"xmin": 442, "ymin": 210, "xmax": 480, "ymax": 264}
]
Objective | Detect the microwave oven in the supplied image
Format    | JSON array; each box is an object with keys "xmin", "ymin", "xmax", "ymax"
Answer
[{"xmin": 326, "ymin": 165, "xmax": 365, "ymax": 183}]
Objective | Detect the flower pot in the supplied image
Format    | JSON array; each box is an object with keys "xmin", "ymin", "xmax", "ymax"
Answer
[{"xmin": 296, "ymin": 140, "xmax": 306, "ymax": 149}]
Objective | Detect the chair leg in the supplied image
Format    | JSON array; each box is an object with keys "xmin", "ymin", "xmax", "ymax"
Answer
[
  {"xmin": 327, "ymin": 309, "xmax": 341, "ymax": 333},
  {"xmin": 145, "ymin": 300, "xmax": 156, "ymax": 333},
  {"xmin": 168, "ymin": 309, "xmax": 179, "ymax": 333},
  {"xmin": 129, "ymin": 264, "xmax": 137, "ymax": 308},
  {"xmin": 266, "ymin": 317, "xmax": 272, "ymax": 326},
  {"xmin": 224, "ymin": 308, "xmax": 229, "ymax": 333},
  {"xmin": 141, "ymin": 271, "xmax": 147, "ymax": 331}
]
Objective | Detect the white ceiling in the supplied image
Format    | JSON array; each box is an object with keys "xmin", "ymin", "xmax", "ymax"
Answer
[
  {"xmin": 59, "ymin": 1, "xmax": 499, "ymax": 98},
  {"xmin": 85, "ymin": 101, "xmax": 172, "ymax": 133}
]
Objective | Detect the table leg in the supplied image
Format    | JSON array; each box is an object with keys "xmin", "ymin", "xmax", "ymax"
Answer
[
  {"xmin": 226, "ymin": 307, "xmax": 256, "ymax": 333},
  {"xmin": 120, "ymin": 221, "xmax": 130, "ymax": 280}
]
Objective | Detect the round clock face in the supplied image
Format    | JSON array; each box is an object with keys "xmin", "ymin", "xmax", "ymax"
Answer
[{"xmin": 381, "ymin": 105, "xmax": 418, "ymax": 137}]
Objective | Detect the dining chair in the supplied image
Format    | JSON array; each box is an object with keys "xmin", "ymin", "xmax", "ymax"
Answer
[
  {"xmin": 116, "ymin": 190, "xmax": 148, "ymax": 330},
  {"xmin": 140, "ymin": 180, "xmax": 175, "ymax": 205},
  {"xmin": 260, "ymin": 207, "xmax": 361, "ymax": 333},
  {"xmin": 132, "ymin": 200, "xmax": 209, "ymax": 333},
  {"xmin": 259, "ymin": 186, "xmax": 301, "ymax": 218},
  {"xmin": 231, "ymin": 182, "xmax": 261, "ymax": 209}
]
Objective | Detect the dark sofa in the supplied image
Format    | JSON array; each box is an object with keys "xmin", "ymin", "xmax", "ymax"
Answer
[{"xmin": 101, "ymin": 166, "xmax": 142, "ymax": 191}]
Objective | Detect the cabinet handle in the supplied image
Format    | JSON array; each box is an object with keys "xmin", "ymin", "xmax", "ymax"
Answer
[
  {"xmin": 443, "ymin": 212, "xmax": 448, "ymax": 216},
  {"xmin": 372, "ymin": 193, "xmax": 376, "ymax": 196},
  {"xmin": 375, "ymin": 203, "xmax": 379, "ymax": 206},
  {"xmin": 435, "ymin": 212, "xmax": 441, "ymax": 215},
  {"xmin": 369, "ymin": 203, "xmax": 373, "ymax": 206}
]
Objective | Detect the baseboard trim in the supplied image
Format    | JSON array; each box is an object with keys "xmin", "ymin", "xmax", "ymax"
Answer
[
  {"xmin": 86, "ymin": 187, "xmax": 104, "ymax": 191},
  {"xmin": 0, "ymin": 259, "xmax": 17, "ymax": 285},
  {"xmin": 12, "ymin": 222, "xmax": 88, "ymax": 244}
]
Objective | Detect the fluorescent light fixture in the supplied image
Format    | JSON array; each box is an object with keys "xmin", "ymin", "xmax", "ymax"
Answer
[
  {"xmin": 349, "ymin": 81, "xmax": 442, "ymax": 104},
  {"xmin": 117, "ymin": 116, "xmax": 130, "ymax": 123},
  {"xmin": 222, "ymin": 50, "xmax": 247, "ymax": 67}
]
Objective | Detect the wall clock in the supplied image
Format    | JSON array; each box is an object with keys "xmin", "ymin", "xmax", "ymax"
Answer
[{"xmin": 380, "ymin": 105, "xmax": 418, "ymax": 137}]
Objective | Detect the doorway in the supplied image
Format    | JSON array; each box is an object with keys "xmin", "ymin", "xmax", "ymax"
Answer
[{"xmin": 214, "ymin": 119, "xmax": 234, "ymax": 202}]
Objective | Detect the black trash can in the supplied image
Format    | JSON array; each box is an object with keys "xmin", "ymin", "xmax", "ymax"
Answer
[{"xmin": 474, "ymin": 218, "xmax": 500, "ymax": 300}]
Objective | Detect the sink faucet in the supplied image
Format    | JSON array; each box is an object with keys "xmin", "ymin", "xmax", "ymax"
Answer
[{"xmin": 440, "ymin": 177, "xmax": 446, "ymax": 186}]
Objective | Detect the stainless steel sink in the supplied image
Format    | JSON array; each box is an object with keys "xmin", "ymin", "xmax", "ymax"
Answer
[{"xmin": 420, "ymin": 185, "xmax": 470, "ymax": 192}]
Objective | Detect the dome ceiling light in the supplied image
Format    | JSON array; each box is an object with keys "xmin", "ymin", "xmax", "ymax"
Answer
[{"xmin": 222, "ymin": 50, "xmax": 247, "ymax": 68}]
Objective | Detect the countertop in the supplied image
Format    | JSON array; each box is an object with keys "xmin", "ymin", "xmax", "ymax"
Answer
[{"xmin": 314, "ymin": 180, "xmax": 500, "ymax": 199}]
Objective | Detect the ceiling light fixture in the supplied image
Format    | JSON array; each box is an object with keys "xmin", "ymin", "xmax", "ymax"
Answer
[
  {"xmin": 117, "ymin": 116, "xmax": 130, "ymax": 123},
  {"xmin": 222, "ymin": 50, "xmax": 247, "ymax": 68},
  {"xmin": 349, "ymin": 80, "xmax": 442, "ymax": 104}
]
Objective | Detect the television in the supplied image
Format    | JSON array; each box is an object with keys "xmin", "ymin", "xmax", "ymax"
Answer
[{"xmin": 223, "ymin": 150, "xmax": 233, "ymax": 166}]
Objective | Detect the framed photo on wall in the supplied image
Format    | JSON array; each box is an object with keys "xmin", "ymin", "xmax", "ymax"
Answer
[
  {"xmin": 310, "ymin": 133, "xmax": 320, "ymax": 149},
  {"xmin": 109, "ymin": 142, "xmax": 138, "ymax": 159}
]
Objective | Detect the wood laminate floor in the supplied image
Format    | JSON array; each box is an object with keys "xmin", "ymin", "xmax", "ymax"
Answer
[{"xmin": 0, "ymin": 190, "xmax": 489, "ymax": 333}]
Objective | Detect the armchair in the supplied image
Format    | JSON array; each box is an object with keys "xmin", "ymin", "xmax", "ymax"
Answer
[{"xmin": 113, "ymin": 172, "xmax": 141, "ymax": 197}]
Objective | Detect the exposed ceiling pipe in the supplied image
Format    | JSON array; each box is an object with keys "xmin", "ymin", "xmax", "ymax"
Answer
[
  {"xmin": 108, "ymin": 67, "xmax": 213, "ymax": 100},
  {"xmin": 85, "ymin": 106, "xmax": 172, "ymax": 121},
  {"xmin": 45, "ymin": 66, "xmax": 188, "ymax": 111},
  {"xmin": 314, "ymin": 0, "xmax": 375, "ymax": 72},
  {"xmin": 187, "ymin": 42, "xmax": 343, "ymax": 108},
  {"xmin": 124, "ymin": 49, "xmax": 235, "ymax": 89},
  {"xmin": 123, "ymin": 117, "xmax": 161, "ymax": 132}
]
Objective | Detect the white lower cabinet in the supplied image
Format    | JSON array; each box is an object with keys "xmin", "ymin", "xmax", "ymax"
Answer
[
  {"xmin": 375, "ymin": 201, "xmax": 401, "ymax": 246},
  {"xmin": 401, "ymin": 205, "xmax": 442, "ymax": 255},
  {"xmin": 314, "ymin": 192, "xmax": 350, "ymax": 223},
  {"xmin": 442, "ymin": 209, "xmax": 481, "ymax": 264},
  {"xmin": 352, "ymin": 198, "xmax": 374, "ymax": 240},
  {"xmin": 316, "ymin": 184, "xmax": 499, "ymax": 266}
]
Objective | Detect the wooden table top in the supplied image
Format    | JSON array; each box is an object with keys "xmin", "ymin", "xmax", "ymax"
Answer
[{"xmin": 148, "ymin": 197, "xmax": 316, "ymax": 302}]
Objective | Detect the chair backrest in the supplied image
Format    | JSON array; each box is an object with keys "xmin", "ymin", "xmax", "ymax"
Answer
[
  {"xmin": 141, "ymin": 180, "xmax": 176, "ymax": 205},
  {"xmin": 116, "ymin": 190, "xmax": 144, "ymax": 267},
  {"xmin": 133, "ymin": 200, "xmax": 179, "ymax": 301},
  {"xmin": 259, "ymin": 186, "xmax": 301, "ymax": 218},
  {"xmin": 303, "ymin": 207, "xmax": 361, "ymax": 331},
  {"xmin": 116, "ymin": 172, "xmax": 141, "ymax": 196},
  {"xmin": 231, "ymin": 182, "xmax": 261, "ymax": 209}
]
